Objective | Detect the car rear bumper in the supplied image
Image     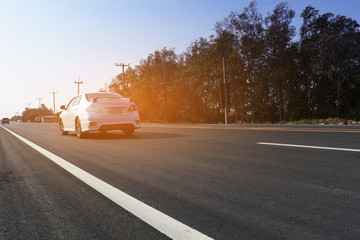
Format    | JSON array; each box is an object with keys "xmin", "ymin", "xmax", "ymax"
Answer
[
  {"xmin": 82, "ymin": 117, "xmax": 141, "ymax": 132},
  {"xmin": 98, "ymin": 123, "xmax": 139, "ymax": 131}
]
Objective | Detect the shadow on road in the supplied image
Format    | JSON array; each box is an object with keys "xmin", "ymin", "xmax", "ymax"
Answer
[{"xmin": 67, "ymin": 131, "xmax": 185, "ymax": 140}]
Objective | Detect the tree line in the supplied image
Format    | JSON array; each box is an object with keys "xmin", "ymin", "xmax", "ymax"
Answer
[
  {"xmin": 18, "ymin": 104, "xmax": 54, "ymax": 122},
  {"xmin": 104, "ymin": 1, "xmax": 360, "ymax": 123}
]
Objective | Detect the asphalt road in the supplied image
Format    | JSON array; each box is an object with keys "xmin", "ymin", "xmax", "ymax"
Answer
[{"xmin": 1, "ymin": 122, "xmax": 360, "ymax": 239}]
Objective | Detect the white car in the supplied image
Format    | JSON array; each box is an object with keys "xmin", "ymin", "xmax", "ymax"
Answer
[{"xmin": 59, "ymin": 92, "xmax": 141, "ymax": 138}]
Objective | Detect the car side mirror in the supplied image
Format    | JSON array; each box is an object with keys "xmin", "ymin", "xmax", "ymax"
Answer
[{"xmin": 60, "ymin": 105, "xmax": 66, "ymax": 110}]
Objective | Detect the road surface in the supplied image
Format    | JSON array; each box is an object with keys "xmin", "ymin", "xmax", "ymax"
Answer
[{"xmin": 1, "ymin": 122, "xmax": 360, "ymax": 239}]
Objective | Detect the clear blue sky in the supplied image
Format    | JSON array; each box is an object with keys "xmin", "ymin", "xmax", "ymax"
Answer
[{"xmin": 0, "ymin": 0, "xmax": 359, "ymax": 117}]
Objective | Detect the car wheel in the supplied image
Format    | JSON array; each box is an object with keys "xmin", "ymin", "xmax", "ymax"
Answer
[
  {"xmin": 75, "ymin": 118, "xmax": 86, "ymax": 138},
  {"xmin": 59, "ymin": 119, "xmax": 68, "ymax": 135},
  {"xmin": 123, "ymin": 125, "xmax": 135, "ymax": 136}
]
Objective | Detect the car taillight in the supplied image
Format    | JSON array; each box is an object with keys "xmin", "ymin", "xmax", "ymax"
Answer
[{"xmin": 128, "ymin": 105, "xmax": 137, "ymax": 112}]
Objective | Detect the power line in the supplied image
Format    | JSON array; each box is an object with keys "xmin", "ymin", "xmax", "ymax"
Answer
[
  {"xmin": 163, "ymin": 0, "xmax": 281, "ymax": 50},
  {"xmin": 259, "ymin": 0, "xmax": 280, "ymax": 9},
  {"xmin": 257, "ymin": 0, "xmax": 267, "ymax": 4},
  {"xmin": 130, "ymin": 0, "xmax": 301, "ymax": 64},
  {"xmin": 162, "ymin": 24, "xmax": 214, "ymax": 48}
]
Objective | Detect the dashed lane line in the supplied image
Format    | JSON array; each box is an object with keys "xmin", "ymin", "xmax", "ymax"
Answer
[
  {"xmin": 0, "ymin": 126, "xmax": 213, "ymax": 240},
  {"xmin": 257, "ymin": 142, "xmax": 360, "ymax": 152}
]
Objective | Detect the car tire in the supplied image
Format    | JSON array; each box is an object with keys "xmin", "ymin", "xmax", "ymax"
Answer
[
  {"xmin": 59, "ymin": 119, "xmax": 68, "ymax": 135},
  {"xmin": 123, "ymin": 125, "xmax": 135, "ymax": 136},
  {"xmin": 75, "ymin": 118, "xmax": 86, "ymax": 138}
]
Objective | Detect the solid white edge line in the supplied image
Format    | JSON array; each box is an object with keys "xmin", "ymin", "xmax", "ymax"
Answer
[
  {"xmin": 257, "ymin": 142, "xmax": 360, "ymax": 152},
  {"xmin": 0, "ymin": 126, "xmax": 213, "ymax": 240}
]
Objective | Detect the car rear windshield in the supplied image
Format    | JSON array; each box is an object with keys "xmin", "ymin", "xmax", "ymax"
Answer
[{"xmin": 85, "ymin": 93, "xmax": 123, "ymax": 102}]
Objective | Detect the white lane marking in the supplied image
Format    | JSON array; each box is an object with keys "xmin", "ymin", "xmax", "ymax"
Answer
[
  {"xmin": 0, "ymin": 126, "xmax": 213, "ymax": 240},
  {"xmin": 257, "ymin": 142, "xmax": 360, "ymax": 152}
]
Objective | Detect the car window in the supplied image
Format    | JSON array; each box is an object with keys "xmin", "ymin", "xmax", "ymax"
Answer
[
  {"xmin": 85, "ymin": 92, "xmax": 122, "ymax": 101},
  {"xmin": 66, "ymin": 98, "xmax": 76, "ymax": 109},
  {"xmin": 67, "ymin": 96, "xmax": 82, "ymax": 109},
  {"xmin": 74, "ymin": 96, "xmax": 82, "ymax": 106}
]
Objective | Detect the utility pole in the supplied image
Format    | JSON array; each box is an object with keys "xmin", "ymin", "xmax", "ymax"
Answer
[
  {"xmin": 74, "ymin": 75, "xmax": 83, "ymax": 95},
  {"xmin": 115, "ymin": 63, "xmax": 130, "ymax": 96},
  {"xmin": 37, "ymin": 98, "xmax": 42, "ymax": 108},
  {"xmin": 223, "ymin": 57, "xmax": 228, "ymax": 125},
  {"xmin": 50, "ymin": 91, "xmax": 57, "ymax": 114}
]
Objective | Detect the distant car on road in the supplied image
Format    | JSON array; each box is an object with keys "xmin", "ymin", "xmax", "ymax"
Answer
[
  {"xmin": 1, "ymin": 118, "xmax": 10, "ymax": 124},
  {"xmin": 59, "ymin": 92, "xmax": 141, "ymax": 138}
]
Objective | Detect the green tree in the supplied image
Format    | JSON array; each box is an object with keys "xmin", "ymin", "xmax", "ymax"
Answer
[
  {"xmin": 216, "ymin": 1, "xmax": 266, "ymax": 122},
  {"xmin": 130, "ymin": 48, "xmax": 183, "ymax": 122},
  {"xmin": 103, "ymin": 3, "xmax": 360, "ymax": 123},
  {"xmin": 21, "ymin": 104, "xmax": 53, "ymax": 122},
  {"xmin": 182, "ymin": 37, "xmax": 221, "ymax": 122},
  {"xmin": 265, "ymin": 2, "xmax": 296, "ymax": 121},
  {"xmin": 299, "ymin": 6, "xmax": 360, "ymax": 119}
]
